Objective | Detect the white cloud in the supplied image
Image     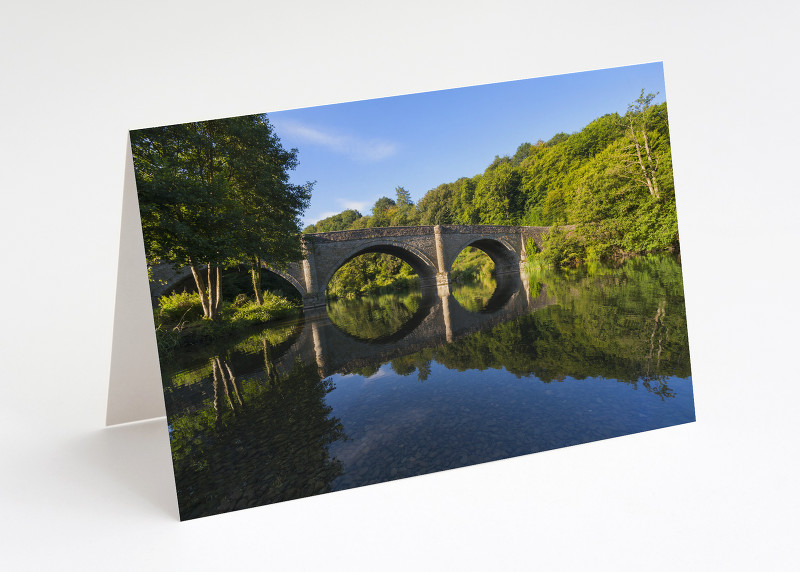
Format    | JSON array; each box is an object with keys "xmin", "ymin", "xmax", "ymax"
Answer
[
  {"xmin": 337, "ymin": 198, "xmax": 369, "ymax": 211},
  {"xmin": 365, "ymin": 367, "xmax": 393, "ymax": 381},
  {"xmin": 274, "ymin": 120, "xmax": 399, "ymax": 162}
]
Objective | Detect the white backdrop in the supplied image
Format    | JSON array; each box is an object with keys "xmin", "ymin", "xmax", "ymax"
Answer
[{"xmin": 2, "ymin": 1, "xmax": 798, "ymax": 570}]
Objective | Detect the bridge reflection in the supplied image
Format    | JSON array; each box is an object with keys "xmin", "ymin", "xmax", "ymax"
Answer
[
  {"xmin": 273, "ymin": 273, "xmax": 552, "ymax": 379},
  {"xmin": 164, "ymin": 274, "xmax": 553, "ymax": 417}
]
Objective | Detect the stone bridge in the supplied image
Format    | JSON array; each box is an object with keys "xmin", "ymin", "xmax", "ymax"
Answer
[{"xmin": 150, "ymin": 224, "xmax": 557, "ymax": 309}]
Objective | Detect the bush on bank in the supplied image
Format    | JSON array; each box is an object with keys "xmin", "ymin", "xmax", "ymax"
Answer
[{"xmin": 154, "ymin": 290, "xmax": 300, "ymax": 355}]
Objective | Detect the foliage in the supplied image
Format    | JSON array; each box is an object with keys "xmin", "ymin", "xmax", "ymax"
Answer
[
  {"xmin": 156, "ymin": 291, "xmax": 205, "ymax": 325},
  {"xmin": 537, "ymin": 225, "xmax": 586, "ymax": 269},
  {"xmin": 416, "ymin": 182, "xmax": 456, "ymax": 225},
  {"xmin": 153, "ymin": 289, "xmax": 300, "ymax": 353},
  {"xmin": 131, "ymin": 114, "xmax": 312, "ymax": 318},
  {"xmin": 450, "ymin": 246, "xmax": 494, "ymax": 282},
  {"xmin": 422, "ymin": 254, "xmax": 688, "ymax": 386},
  {"xmin": 395, "ymin": 186, "xmax": 412, "ymax": 207},
  {"xmin": 303, "ymin": 209, "xmax": 362, "ymax": 233},
  {"xmin": 327, "ymin": 291, "xmax": 422, "ymax": 341},
  {"xmin": 326, "ymin": 253, "xmax": 419, "ymax": 299},
  {"xmin": 168, "ymin": 358, "xmax": 345, "ymax": 519},
  {"xmin": 372, "ymin": 196, "xmax": 396, "ymax": 216},
  {"xmin": 451, "ymin": 277, "xmax": 497, "ymax": 312},
  {"xmin": 225, "ymin": 292, "xmax": 299, "ymax": 325},
  {"xmin": 300, "ymin": 91, "xmax": 678, "ymax": 268},
  {"xmin": 473, "ymin": 161, "xmax": 524, "ymax": 224}
]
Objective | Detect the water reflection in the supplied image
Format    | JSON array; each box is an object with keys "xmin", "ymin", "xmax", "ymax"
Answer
[
  {"xmin": 326, "ymin": 291, "xmax": 426, "ymax": 342},
  {"xmin": 452, "ymin": 276, "xmax": 496, "ymax": 312},
  {"xmin": 163, "ymin": 255, "xmax": 694, "ymax": 519},
  {"xmin": 170, "ymin": 358, "xmax": 345, "ymax": 520}
]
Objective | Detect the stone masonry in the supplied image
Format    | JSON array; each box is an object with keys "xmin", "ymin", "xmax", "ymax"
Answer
[{"xmin": 152, "ymin": 224, "xmax": 558, "ymax": 310}]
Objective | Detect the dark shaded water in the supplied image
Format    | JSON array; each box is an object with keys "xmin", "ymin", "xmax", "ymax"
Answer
[{"xmin": 162, "ymin": 255, "xmax": 693, "ymax": 520}]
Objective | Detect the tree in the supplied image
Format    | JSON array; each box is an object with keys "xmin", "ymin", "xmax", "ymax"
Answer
[
  {"xmin": 622, "ymin": 90, "xmax": 663, "ymax": 200},
  {"xmin": 372, "ymin": 196, "xmax": 396, "ymax": 216},
  {"xmin": 472, "ymin": 162, "xmax": 523, "ymax": 224},
  {"xmin": 395, "ymin": 186, "xmax": 412, "ymax": 207},
  {"xmin": 131, "ymin": 114, "xmax": 312, "ymax": 319},
  {"xmin": 304, "ymin": 209, "xmax": 363, "ymax": 233},
  {"xmin": 417, "ymin": 183, "xmax": 455, "ymax": 225},
  {"xmin": 392, "ymin": 186, "xmax": 417, "ymax": 226}
]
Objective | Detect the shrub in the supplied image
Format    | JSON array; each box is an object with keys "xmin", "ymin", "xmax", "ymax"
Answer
[
  {"xmin": 156, "ymin": 291, "xmax": 204, "ymax": 325},
  {"xmin": 226, "ymin": 291, "xmax": 299, "ymax": 325},
  {"xmin": 537, "ymin": 225, "xmax": 586, "ymax": 269}
]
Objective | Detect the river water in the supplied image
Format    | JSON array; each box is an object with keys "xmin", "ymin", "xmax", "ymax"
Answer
[{"xmin": 162, "ymin": 254, "xmax": 694, "ymax": 520}]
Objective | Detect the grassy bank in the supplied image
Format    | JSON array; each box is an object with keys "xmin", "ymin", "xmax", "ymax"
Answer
[{"xmin": 154, "ymin": 290, "xmax": 301, "ymax": 357}]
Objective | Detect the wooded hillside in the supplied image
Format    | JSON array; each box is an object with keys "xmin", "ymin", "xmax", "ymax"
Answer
[{"xmin": 305, "ymin": 92, "xmax": 678, "ymax": 267}]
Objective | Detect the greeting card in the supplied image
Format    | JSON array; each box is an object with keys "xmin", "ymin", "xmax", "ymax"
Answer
[{"xmin": 108, "ymin": 62, "xmax": 694, "ymax": 520}]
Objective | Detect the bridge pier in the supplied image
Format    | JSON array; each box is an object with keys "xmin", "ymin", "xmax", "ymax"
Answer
[
  {"xmin": 302, "ymin": 293, "xmax": 327, "ymax": 311},
  {"xmin": 433, "ymin": 225, "xmax": 452, "ymax": 297},
  {"xmin": 436, "ymin": 272, "xmax": 451, "ymax": 297},
  {"xmin": 310, "ymin": 319, "xmax": 327, "ymax": 379},
  {"xmin": 440, "ymin": 293, "xmax": 453, "ymax": 342},
  {"xmin": 520, "ymin": 270, "xmax": 532, "ymax": 308}
]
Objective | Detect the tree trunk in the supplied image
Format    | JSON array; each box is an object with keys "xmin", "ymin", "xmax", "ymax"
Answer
[
  {"xmin": 215, "ymin": 265, "xmax": 223, "ymax": 315},
  {"xmin": 211, "ymin": 356, "xmax": 221, "ymax": 420},
  {"xmin": 189, "ymin": 262, "xmax": 211, "ymax": 318},
  {"xmin": 206, "ymin": 264, "xmax": 221, "ymax": 320},
  {"xmin": 263, "ymin": 337, "xmax": 276, "ymax": 384},
  {"xmin": 252, "ymin": 257, "xmax": 264, "ymax": 305},
  {"xmin": 629, "ymin": 118, "xmax": 656, "ymax": 198},
  {"xmin": 223, "ymin": 359, "xmax": 242, "ymax": 406},
  {"xmin": 646, "ymin": 301, "xmax": 666, "ymax": 376},
  {"xmin": 213, "ymin": 357, "xmax": 234, "ymax": 411},
  {"xmin": 640, "ymin": 128, "xmax": 660, "ymax": 199},
  {"xmin": 206, "ymin": 265, "xmax": 215, "ymax": 320}
]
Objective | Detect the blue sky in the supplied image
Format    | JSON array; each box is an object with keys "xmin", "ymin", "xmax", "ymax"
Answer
[{"xmin": 267, "ymin": 62, "xmax": 667, "ymax": 228}]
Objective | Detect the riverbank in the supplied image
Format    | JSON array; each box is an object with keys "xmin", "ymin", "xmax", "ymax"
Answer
[{"xmin": 154, "ymin": 291, "xmax": 301, "ymax": 357}]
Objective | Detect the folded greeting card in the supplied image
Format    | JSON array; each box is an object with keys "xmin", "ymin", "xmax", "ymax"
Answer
[{"xmin": 109, "ymin": 62, "xmax": 694, "ymax": 520}]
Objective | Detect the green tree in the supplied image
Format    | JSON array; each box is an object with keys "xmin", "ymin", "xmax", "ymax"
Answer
[
  {"xmin": 372, "ymin": 196, "xmax": 396, "ymax": 216},
  {"xmin": 621, "ymin": 91, "xmax": 665, "ymax": 200},
  {"xmin": 132, "ymin": 114, "xmax": 312, "ymax": 318},
  {"xmin": 304, "ymin": 209, "xmax": 363, "ymax": 233},
  {"xmin": 391, "ymin": 186, "xmax": 418, "ymax": 226},
  {"xmin": 395, "ymin": 186, "xmax": 412, "ymax": 207},
  {"xmin": 417, "ymin": 183, "xmax": 455, "ymax": 225},
  {"xmin": 473, "ymin": 162, "xmax": 523, "ymax": 224}
]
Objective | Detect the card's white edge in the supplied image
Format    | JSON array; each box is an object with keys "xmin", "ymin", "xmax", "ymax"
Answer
[{"xmin": 105, "ymin": 135, "xmax": 166, "ymax": 426}]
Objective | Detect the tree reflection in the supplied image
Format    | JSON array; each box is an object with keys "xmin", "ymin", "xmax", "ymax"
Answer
[
  {"xmin": 451, "ymin": 276, "xmax": 497, "ymax": 312},
  {"xmin": 169, "ymin": 358, "xmax": 346, "ymax": 520},
  {"xmin": 326, "ymin": 291, "xmax": 423, "ymax": 341},
  {"xmin": 163, "ymin": 254, "xmax": 692, "ymax": 519},
  {"xmin": 211, "ymin": 355, "xmax": 242, "ymax": 419},
  {"xmin": 360, "ymin": 255, "xmax": 691, "ymax": 393}
]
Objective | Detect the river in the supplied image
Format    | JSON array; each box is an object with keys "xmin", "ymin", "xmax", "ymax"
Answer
[{"xmin": 161, "ymin": 254, "xmax": 694, "ymax": 520}]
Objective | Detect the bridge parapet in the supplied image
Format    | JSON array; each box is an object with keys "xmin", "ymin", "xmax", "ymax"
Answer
[{"xmin": 303, "ymin": 225, "xmax": 437, "ymax": 244}]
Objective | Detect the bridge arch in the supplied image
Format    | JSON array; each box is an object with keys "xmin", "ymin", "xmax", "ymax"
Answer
[
  {"xmin": 260, "ymin": 263, "xmax": 308, "ymax": 300},
  {"xmin": 445, "ymin": 236, "xmax": 520, "ymax": 275},
  {"xmin": 319, "ymin": 239, "xmax": 440, "ymax": 297}
]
